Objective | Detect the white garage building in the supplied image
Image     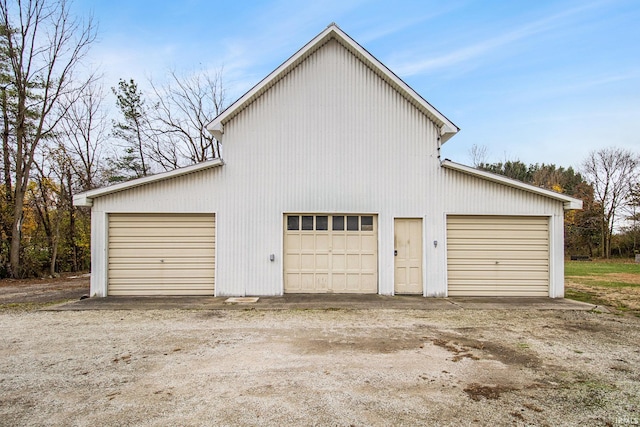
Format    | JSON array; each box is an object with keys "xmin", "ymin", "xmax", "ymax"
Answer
[{"xmin": 74, "ymin": 24, "xmax": 582, "ymax": 298}]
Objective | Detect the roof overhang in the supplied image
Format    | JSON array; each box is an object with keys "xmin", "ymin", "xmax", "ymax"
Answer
[
  {"xmin": 441, "ymin": 160, "xmax": 583, "ymax": 211},
  {"xmin": 73, "ymin": 158, "xmax": 225, "ymax": 207},
  {"xmin": 206, "ymin": 23, "xmax": 459, "ymax": 143}
]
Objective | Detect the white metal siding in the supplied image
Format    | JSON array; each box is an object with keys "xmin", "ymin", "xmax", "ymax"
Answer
[
  {"xmin": 108, "ymin": 214, "xmax": 215, "ymax": 296},
  {"xmin": 447, "ymin": 216, "xmax": 550, "ymax": 296},
  {"xmin": 87, "ymin": 38, "xmax": 568, "ymax": 298}
]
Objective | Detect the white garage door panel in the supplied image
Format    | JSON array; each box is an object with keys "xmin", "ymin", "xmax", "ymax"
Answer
[
  {"xmin": 108, "ymin": 214, "xmax": 215, "ymax": 296},
  {"xmin": 448, "ymin": 250, "xmax": 548, "ymax": 260},
  {"xmin": 284, "ymin": 214, "xmax": 377, "ymax": 294},
  {"xmin": 447, "ymin": 216, "xmax": 549, "ymax": 297},
  {"xmin": 109, "ymin": 259, "xmax": 214, "ymax": 267},
  {"xmin": 109, "ymin": 268, "xmax": 214, "ymax": 279},
  {"xmin": 448, "ymin": 232, "xmax": 548, "ymax": 242},
  {"xmin": 448, "ymin": 286, "xmax": 547, "ymax": 297}
]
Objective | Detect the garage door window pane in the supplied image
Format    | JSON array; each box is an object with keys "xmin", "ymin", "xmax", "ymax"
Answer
[
  {"xmin": 347, "ymin": 216, "xmax": 359, "ymax": 231},
  {"xmin": 287, "ymin": 216, "xmax": 299, "ymax": 231},
  {"xmin": 316, "ymin": 216, "xmax": 328, "ymax": 230},
  {"xmin": 302, "ymin": 216, "xmax": 314, "ymax": 230},
  {"xmin": 333, "ymin": 216, "xmax": 344, "ymax": 231},
  {"xmin": 361, "ymin": 216, "xmax": 373, "ymax": 231}
]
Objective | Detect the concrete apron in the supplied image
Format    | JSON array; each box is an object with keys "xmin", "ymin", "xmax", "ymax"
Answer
[{"xmin": 46, "ymin": 294, "xmax": 599, "ymax": 312}]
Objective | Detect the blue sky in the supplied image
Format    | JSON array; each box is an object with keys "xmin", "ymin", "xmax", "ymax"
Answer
[{"xmin": 71, "ymin": 0, "xmax": 640, "ymax": 169}]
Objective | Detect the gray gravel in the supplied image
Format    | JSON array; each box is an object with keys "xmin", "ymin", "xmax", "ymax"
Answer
[{"xmin": 1, "ymin": 308, "xmax": 639, "ymax": 426}]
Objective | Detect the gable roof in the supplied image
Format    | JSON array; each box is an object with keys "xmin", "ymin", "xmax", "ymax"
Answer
[
  {"xmin": 73, "ymin": 159, "xmax": 224, "ymax": 207},
  {"xmin": 207, "ymin": 23, "xmax": 459, "ymax": 143},
  {"xmin": 441, "ymin": 159, "xmax": 583, "ymax": 210}
]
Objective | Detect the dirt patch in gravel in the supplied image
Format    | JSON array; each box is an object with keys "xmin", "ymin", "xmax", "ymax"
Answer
[
  {"xmin": 294, "ymin": 328, "xmax": 426, "ymax": 354},
  {"xmin": 463, "ymin": 383, "xmax": 515, "ymax": 401},
  {"xmin": 1, "ymin": 308, "xmax": 639, "ymax": 426}
]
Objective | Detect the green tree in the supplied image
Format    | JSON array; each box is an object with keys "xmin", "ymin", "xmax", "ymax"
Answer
[
  {"xmin": 478, "ymin": 160, "xmax": 533, "ymax": 183},
  {"xmin": 111, "ymin": 79, "xmax": 151, "ymax": 181}
]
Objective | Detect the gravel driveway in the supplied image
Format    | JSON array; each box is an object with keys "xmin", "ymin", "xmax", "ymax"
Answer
[{"xmin": 1, "ymin": 307, "xmax": 639, "ymax": 426}]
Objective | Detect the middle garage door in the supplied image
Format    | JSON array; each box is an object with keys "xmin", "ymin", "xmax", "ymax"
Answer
[{"xmin": 284, "ymin": 214, "xmax": 377, "ymax": 293}]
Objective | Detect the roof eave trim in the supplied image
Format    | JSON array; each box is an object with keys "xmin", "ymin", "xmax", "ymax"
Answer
[
  {"xmin": 73, "ymin": 158, "xmax": 225, "ymax": 206},
  {"xmin": 441, "ymin": 159, "xmax": 583, "ymax": 211},
  {"xmin": 564, "ymin": 200, "xmax": 584, "ymax": 210},
  {"xmin": 440, "ymin": 125, "xmax": 458, "ymax": 143},
  {"xmin": 210, "ymin": 122, "xmax": 223, "ymax": 141},
  {"xmin": 73, "ymin": 193, "xmax": 92, "ymax": 207}
]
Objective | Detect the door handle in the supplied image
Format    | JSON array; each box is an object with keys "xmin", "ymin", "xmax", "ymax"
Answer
[{"xmin": 394, "ymin": 250, "xmax": 397, "ymax": 256}]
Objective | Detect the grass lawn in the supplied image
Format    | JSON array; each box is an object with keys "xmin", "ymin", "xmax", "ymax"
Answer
[{"xmin": 565, "ymin": 259, "xmax": 640, "ymax": 316}]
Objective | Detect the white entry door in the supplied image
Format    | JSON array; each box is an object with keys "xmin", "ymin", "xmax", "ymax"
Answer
[{"xmin": 394, "ymin": 218, "xmax": 423, "ymax": 294}]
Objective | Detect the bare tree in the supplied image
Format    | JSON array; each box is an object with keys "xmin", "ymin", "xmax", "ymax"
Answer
[
  {"xmin": 56, "ymin": 80, "xmax": 108, "ymax": 191},
  {"xmin": 51, "ymin": 81, "xmax": 107, "ymax": 272},
  {"xmin": 0, "ymin": 0, "xmax": 96, "ymax": 277},
  {"xmin": 582, "ymin": 147, "xmax": 639, "ymax": 258},
  {"xmin": 30, "ymin": 147, "xmax": 68, "ymax": 276},
  {"xmin": 148, "ymin": 68, "xmax": 225, "ymax": 170},
  {"xmin": 469, "ymin": 144, "xmax": 488, "ymax": 167},
  {"xmin": 1, "ymin": 23, "xmax": 15, "ymax": 274}
]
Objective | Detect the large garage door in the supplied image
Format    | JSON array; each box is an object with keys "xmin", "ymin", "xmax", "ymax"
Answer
[
  {"xmin": 284, "ymin": 214, "xmax": 377, "ymax": 293},
  {"xmin": 447, "ymin": 216, "xmax": 549, "ymax": 296},
  {"xmin": 108, "ymin": 213, "xmax": 215, "ymax": 296}
]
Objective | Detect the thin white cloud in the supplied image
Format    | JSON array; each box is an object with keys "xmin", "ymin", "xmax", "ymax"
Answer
[
  {"xmin": 565, "ymin": 71, "xmax": 638, "ymax": 92},
  {"xmin": 355, "ymin": 7, "xmax": 456, "ymax": 44},
  {"xmin": 390, "ymin": 2, "xmax": 607, "ymax": 77},
  {"xmin": 512, "ymin": 71, "xmax": 640, "ymax": 104}
]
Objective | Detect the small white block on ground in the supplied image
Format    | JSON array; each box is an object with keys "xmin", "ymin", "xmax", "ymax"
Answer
[{"xmin": 224, "ymin": 297, "xmax": 260, "ymax": 304}]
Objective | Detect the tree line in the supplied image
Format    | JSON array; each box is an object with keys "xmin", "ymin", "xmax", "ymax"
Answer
[
  {"xmin": 0, "ymin": 0, "xmax": 225, "ymax": 278},
  {"xmin": 1, "ymin": 0, "xmax": 637, "ymax": 279}
]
